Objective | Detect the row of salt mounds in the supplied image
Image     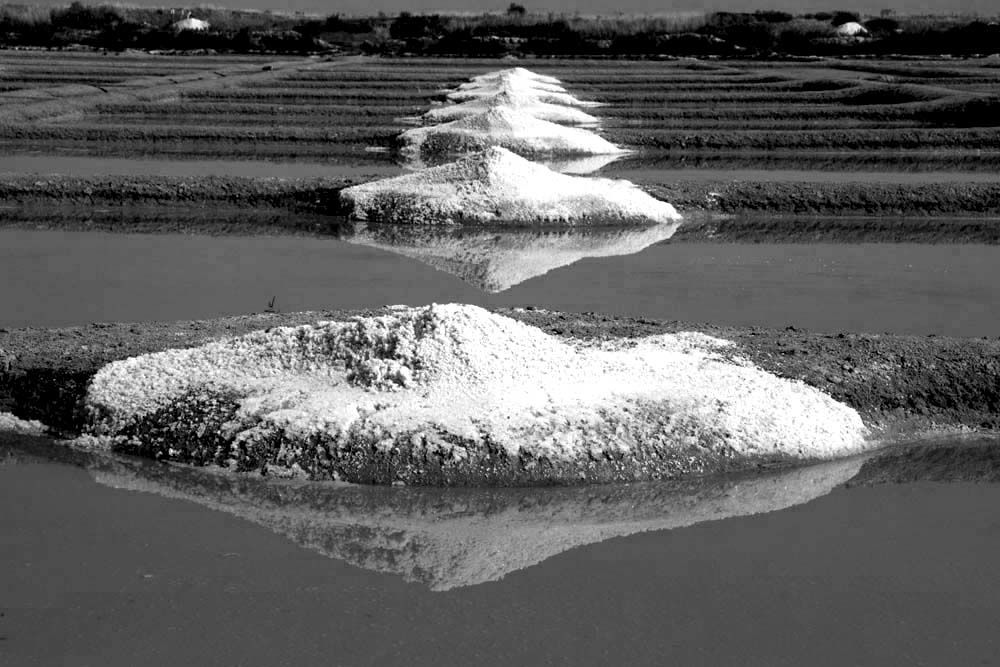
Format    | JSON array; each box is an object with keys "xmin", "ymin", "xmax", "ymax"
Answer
[
  {"xmin": 400, "ymin": 107, "xmax": 623, "ymax": 159},
  {"xmin": 342, "ymin": 218, "xmax": 681, "ymax": 292},
  {"xmin": 402, "ymin": 67, "xmax": 620, "ymax": 161},
  {"xmin": 83, "ymin": 304, "xmax": 870, "ymax": 485},
  {"xmin": 0, "ymin": 411, "xmax": 46, "ymax": 435},
  {"xmin": 445, "ymin": 69, "xmax": 604, "ymax": 108},
  {"xmin": 340, "ymin": 147, "xmax": 679, "ymax": 225}
]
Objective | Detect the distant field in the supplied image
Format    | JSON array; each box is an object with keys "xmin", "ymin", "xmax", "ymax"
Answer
[{"xmin": 1, "ymin": 52, "xmax": 998, "ymax": 174}]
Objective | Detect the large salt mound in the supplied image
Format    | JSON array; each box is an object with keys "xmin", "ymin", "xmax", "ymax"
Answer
[
  {"xmin": 89, "ymin": 453, "xmax": 865, "ymax": 590},
  {"xmin": 84, "ymin": 304, "xmax": 870, "ymax": 484},
  {"xmin": 343, "ymin": 223, "xmax": 681, "ymax": 292},
  {"xmin": 425, "ymin": 91, "xmax": 599, "ymax": 126},
  {"xmin": 339, "ymin": 147, "xmax": 677, "ymax": 225},
  {"xmin": 399, "ymin": 108, "xmax": 623, "ymax": 159}
]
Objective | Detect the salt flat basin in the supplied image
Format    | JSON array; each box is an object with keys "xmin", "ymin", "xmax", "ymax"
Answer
[
  {"xmin": 2, "ymin": 230, "xmax": 1000, "ymax": 337},
  {"xmin": 3, "ymin": 432, "xmax": 1000, "ymax": 665}
]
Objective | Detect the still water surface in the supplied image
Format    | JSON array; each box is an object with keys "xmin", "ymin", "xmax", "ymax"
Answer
[{"xmin": 1, "ymin": 229, "xmax": 997, "ymax": 336}]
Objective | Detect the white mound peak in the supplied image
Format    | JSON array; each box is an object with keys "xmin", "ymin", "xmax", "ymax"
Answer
[
  {"xmin": 424, "ymin": 90, "xmax": 600, "ymax": 126},
  {"xmin": 85, "ymin": 304, "xmax": 870, "ymax": 478},
  {"xmin": 340, "ymin": 147, "xmax": 678, "ymax": 225},
  {"xmin": 342, "ymin": 223, "xmax": 681, "ymax": 292},
  {"xmin": 454, "ymin": 72, "xmax": 568, "ymax": 95},
  {"xmin": 400, "ymin": 106, "xmax": 623, "ymax": 159}
]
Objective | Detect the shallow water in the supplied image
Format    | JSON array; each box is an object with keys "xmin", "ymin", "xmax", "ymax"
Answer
[
  {"xmin": 2, "ymin": 434, "xmax": 999, "ymax": 666},
  {"xmin": 2, "ymin": 228, "xmax": 998, "ymax": 336}
]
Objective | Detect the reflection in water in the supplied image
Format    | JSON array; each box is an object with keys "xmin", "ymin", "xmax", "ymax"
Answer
[
  {"xmin": 1, "ymin": 435, "xmax": 864, "ymax": 591},
  {"xmin": 335, "ymin": 221, "xmax": 681, "ymax": 292}
]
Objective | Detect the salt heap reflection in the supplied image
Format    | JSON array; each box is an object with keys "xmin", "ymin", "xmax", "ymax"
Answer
[
  {"xmin": 335, "ymin": 221, "xmax": 681, "ymax": 292},
  {"xmin": 3, "ymin": 438, "xmax": 866, "ymax": 592}
]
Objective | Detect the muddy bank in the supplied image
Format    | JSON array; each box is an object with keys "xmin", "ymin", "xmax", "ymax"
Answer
[
  {"xmin": 1, "ymin": 174, "xmax": 1000, "ymax": 229},
  {"xmin": 1, "ymin": 308, "xmax": 998, "ymax": 484},
  {"xmin": 670, "ymin": 214, "xmax": 1000, "ymax": 243}
]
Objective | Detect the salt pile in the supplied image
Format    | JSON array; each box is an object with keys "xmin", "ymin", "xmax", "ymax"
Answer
[
  {"xmin": 424, "ymin": 90, "xmax": 600, "ymax": 126},
  {"xmin": 340, "ymin": 147, "xmax": 679, "ymax": 225},
  {"xmin": 343, "ymin": 223, "xmax": 682, "ymax": 292},
  {"xmin": 0, "ymin": 411, "xmax": 46, "ymax": 435},
  {"xmin": 400, "ymin": 107, "xmax": 623, "ymax": 159},
  {"xmin": 84, "ymin": 304, "xmax": 869, "ymax": 484}
]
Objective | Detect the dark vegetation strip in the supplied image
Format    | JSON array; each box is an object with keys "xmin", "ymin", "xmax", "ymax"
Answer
[{"xmin": 647, "ymin": 180, "xmax": 1000, "ymax": 216}]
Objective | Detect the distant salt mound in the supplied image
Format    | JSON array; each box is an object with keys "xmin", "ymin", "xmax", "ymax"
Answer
[
  {"xmin": 340, "ymin": 147, "xmax": 676, "ymax": 225},
  {"xmin": 425, "ymin": 91, "xmax": 599, "ymax": 126},
  {"xmin": 399, "ymin": 152, "xmax": 621, "ymax": 176},
  {"xmin": 84, "ymin": 304, "xmax": 870, "ymax": 484},
  {"xmin": 0, "ymin": 411, "xmax": 46, "ymax": 435},
  {"xmin": 343, "ymin": 223, "xmax": 681, "ymax": 292},
  {"xmin": 400, "ymin": 107, "xmax": 623, "ymax": 160},
  {"xmin": 89, "ymin": 454, "xmax": 866, "ymax": 590},
  {"xmin": 171, "ymin": 17, "xmax": 210, "ymax": 32},
  {"xmin": 465, "ymin": 67, "xmax": 563, "ymax": 87}
]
